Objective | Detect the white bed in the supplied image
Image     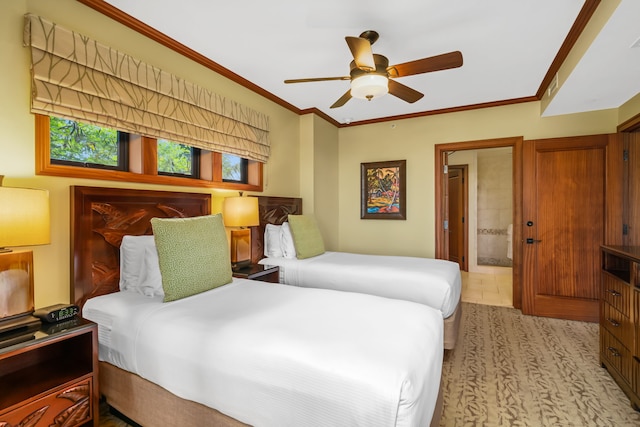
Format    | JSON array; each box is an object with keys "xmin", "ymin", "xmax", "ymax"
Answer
[
  {"xmin": 71, "ymin": 188, "xmax": 446, "ymax": 426},
  {"xmin": 84, "ymin": 278, "xmax": 444, "ymax": 427},
  {"xmin": 259, "ymin": 251, "xmax": 461, "ymax": 318},
  {"xmin": 256, "ymin": 218, "xmax": 462, "ymax": 349}
]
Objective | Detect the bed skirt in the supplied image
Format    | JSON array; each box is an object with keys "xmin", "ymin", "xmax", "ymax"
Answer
[
  {"xmin": 100, "ymin": 361, "xmax": 443, "ymax": 426},
  {"xmin": 444, "ymin": 300, "xmax": 462, "ymax": 350},
  {"xmin": 100, "ymin": 362, "xmax": 247, "ymax": 426}
]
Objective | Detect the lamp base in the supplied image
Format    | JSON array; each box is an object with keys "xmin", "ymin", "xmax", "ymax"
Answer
[
  {"xmin": 0, "ymin": 315, "xmax": 41, "ymax": 349},
  {"xmin": 229, "ymin": 228, "xmax": 252, "ymax": 270},
  {"xmin": 0, "ymin": 250, "xmax": 35, "ymax": 322},
  {"xmin": 231, "ymin": 260, "xmax": 252, "ymax": 272}
]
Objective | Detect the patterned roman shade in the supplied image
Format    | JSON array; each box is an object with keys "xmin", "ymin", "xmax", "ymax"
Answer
[{"xmin": 23, "ymin": 14, "xmax": 270, "ymax": 163}]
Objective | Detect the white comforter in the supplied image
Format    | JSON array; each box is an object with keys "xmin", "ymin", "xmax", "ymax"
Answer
[
  {"xmin": 83, "ymin": 278, "xmax": 443, "ymax": 427},
  {"xmin": 259, "ymin": 252, "xmax": 461, "ymax": 318}
]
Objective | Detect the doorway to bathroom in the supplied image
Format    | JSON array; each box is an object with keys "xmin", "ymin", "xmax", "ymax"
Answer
[
  {"xmin": 448, "ymin": 148, "xmax": 513, "ymax": 308},
  {"xmin": 448, "ymin": 148, "xmax": 513, "ymax": 274},
  {"xmin": 435, "ymin": 136, "xmax": 522, "ymax": 309}
]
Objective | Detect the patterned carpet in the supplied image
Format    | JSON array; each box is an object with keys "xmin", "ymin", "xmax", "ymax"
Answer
[
  {"xmin": 441, "ymin": 303, "xmax": 640, "ymax": 426},
  {"xmin": 99, "ymin": 302, "xmax": 640, "ymax": 426}
]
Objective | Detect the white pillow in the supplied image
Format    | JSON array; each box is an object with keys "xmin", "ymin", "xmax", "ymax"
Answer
[
  {"xmin": 138, "ymin": 246, "xmax": 164, "ymax": 297},
  {"xmin": 264, "ymin": 224, "xmax": 283, "ymax": 258},
  {"xmin": 119, "ymin": 235, "xmax": 156, "ymax": 292},
  {"xmin": 280, "ymin": 222, "xmax": 297, "ymax": 259}
]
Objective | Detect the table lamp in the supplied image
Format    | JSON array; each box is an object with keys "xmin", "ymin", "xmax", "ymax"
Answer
[
  {"xmin": 222, "ymin": 195, "xmax": 259, "ymax": 271},
  {"xmin": 0, "ymin": 176, "xmax": 50, "ymax": 333}
]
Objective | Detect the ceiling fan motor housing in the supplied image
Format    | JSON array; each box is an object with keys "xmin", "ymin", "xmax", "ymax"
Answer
[{"xmin": 349, "ymin": 54, "xmax": 390, "ymax": 100}]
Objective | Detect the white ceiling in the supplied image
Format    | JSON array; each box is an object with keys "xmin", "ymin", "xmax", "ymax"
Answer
[{"xmin": 102, "ymin": 0, "xmax": 640, "ymax": 125}]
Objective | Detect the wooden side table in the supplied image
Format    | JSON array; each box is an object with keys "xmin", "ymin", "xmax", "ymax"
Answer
[
  {"xmin": 0, "ymin": 317, "xmax": 99, "ymax": 426},
  {"xmin": 232, "ymin": 264, "xmax": 279, "ymax": 283}
]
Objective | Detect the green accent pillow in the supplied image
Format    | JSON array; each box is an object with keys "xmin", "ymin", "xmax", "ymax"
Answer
[
  {"xmin": 151, "ymin": 214, "xmax": 232, "ymax": 302},
  {"xmin": 287, "ymin": 214, "xmax": 325, "ymax": 259}
]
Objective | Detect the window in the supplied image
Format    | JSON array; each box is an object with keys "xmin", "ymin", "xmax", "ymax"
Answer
[
  {"xmin": 157, "ymin": 139, "xmax": 200, "ymax": 178},
  {"xmin": 222, "ymin": 154, "xmax": 248, "ymax": 183},
  {"xmin": 49, "ymin": 117, "xmax": 127, "ymax": 170},
  {"xmin": 36, "ymin": 114, "xmax": 262, "ymax": 191}
]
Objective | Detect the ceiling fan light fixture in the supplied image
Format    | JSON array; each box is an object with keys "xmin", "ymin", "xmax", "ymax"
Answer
[{"xmin": 350, "ymin": 74, "xmax": 388, "ymax": 101}]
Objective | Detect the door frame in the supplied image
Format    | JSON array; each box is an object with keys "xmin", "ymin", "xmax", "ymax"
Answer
[
  {"xmin": 448, "ymin": 164, "xmax": 469, "ymax": 271},
  {"xmin": 435, "ymin": 136, "xmax": 523, "ymax": 309}
]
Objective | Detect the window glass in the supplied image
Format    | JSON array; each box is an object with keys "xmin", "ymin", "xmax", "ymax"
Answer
[
  {"xmin": 157, "ymin": 139, "xmax": 197, "ymax": 177},
  {"xmin": 50, "ymin": 116, "xmax": 123, "ymax": 168},
  {"xmin": 38, "ymin": 114, "xmax": 260, "ymax": 190},
  {"xmin": 222, "ymin": 153, "xmax": 247, "ymax": 183}
]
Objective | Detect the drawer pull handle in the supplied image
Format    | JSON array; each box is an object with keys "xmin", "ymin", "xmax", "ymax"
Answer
[
  {"xmin": 607, "ymin": 318, "xmax": 620, "ymax": 327},
  {"xmin": 607, "ymin": 346, "xmax": 621, "ymax": 357},
  {"xmin": 606, "ymin": 289, "xmax": 621, "ymax": 297}
]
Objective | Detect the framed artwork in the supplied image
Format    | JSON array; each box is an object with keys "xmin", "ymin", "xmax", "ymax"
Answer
[{"xmin": 360, "ymin": 160, "xmax": 406, "ymax": 220}]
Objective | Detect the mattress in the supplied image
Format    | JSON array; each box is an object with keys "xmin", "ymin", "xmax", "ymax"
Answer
[
  {"xmin": 83, "ymin": 278, "xmax": 443, "ymax": 427},
  {"xmin": 259, "ymin": 251, "xmax": 461, "ymax": 318}
]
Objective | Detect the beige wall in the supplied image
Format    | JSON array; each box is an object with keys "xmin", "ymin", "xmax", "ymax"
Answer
[
  {"xmin": 476, "ymin": 148, "xmax": 513, "ymax": 267},
  {"xmin": 1, "ymin": 0, "xmax": 301, "ymax": 308},
  {"xmin": 337, "ymin": 102, "xmax": 618, "ymax": 258},
  {"xmin": 298, "ymin": 114, "xmax": 339, "ymax": 250},
  {"xmin": 620, "ymin": 92, "xmax": 640, "ymax": 125}
]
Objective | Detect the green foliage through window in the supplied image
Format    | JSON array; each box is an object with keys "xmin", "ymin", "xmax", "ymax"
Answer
[
  {"xmin": 44, "ymin": 115, "xmax": 255, "ymax": 188},
  {"xmin": 157, "ymin": 140, "xmax": 194, "ymax": 175},
  {"xmin": 50, "ymin": 117, "xmax": 119, "ymax": 166}
]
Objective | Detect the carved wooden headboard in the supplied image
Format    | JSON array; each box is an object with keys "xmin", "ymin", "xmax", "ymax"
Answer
[
  {"xmin": 71, "ymin": 186, "xmax": 211, "ymax": 309},
  {"xmin": 250, "ymin": 196, "xmax": 302, "ymax": 264}
]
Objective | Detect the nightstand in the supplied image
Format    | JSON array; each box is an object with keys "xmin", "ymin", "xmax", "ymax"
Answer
[
  {"xmin": 232, "ymin": 264, "xmax": 280, "ymax": 283},
  {"xmin": 0, "ymin": 317, "xmax": 98, "ymax": 427}
]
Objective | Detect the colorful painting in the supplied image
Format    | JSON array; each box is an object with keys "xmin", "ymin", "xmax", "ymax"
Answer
[{"xmin": 360, "ymin": 160, "xmax": 406, "ymax": 220}]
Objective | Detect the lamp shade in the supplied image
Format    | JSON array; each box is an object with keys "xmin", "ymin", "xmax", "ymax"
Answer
[
  {"xmin": 0, "ymin": 186, "xmax": 50, "ymax": 248},
  {"xmin": 350, "ymin": 74, "xmax": 389, "ymax": 100},
  {"xmin": 222, "ymin": 196, "xmax": 259, "ymax": 227}
]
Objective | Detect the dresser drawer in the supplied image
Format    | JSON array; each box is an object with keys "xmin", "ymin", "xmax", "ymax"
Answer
[
  {"xmin": 634, "ymin": 357, "xmax": 640, "ymax": 399},
  {"xmin": 601, "ymin": 272, "xmax": 631, "ymax": 314},
  {"xmin": 636, "ymin": 288, "xmax": 640, "ymax": 356},
  {"xmin": 0, "ymin": 378, "xmax": 93, "ymax": 427},
  {"xmin": 601, "ymin": 327, "xmax": 632, "ymax": 385},
  {"xmin": 602, "ymin": 302, "xmax": 633, "ymax": 344}
]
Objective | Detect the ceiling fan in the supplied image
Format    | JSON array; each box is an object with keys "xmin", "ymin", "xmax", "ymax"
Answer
[{"xmin": 284, "ymin": 30, "xmax": 463, "ymax": 109}]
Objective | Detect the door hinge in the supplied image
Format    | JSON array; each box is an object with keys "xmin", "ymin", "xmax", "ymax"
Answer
[
  {"xmin": 623, "ymin": 150, "xmax": 629, "ymax": 161},
  {"xmin": 443, "ymin": 165, "xmax": 448, "ymax": 174},
  {"xmin": 462, "ymin": 256, "xmax": 465, "ymax": 262},
  {"xmin": 462, "ymin": 216, "xmax": 465, "ymax": 223},
  {"xmin": 444, "ymin": 220, "xmax": 449, "ymax": 230},
  {"xmin": 623, "ymin": 224, "xmax": 629, "ymax": 235}
]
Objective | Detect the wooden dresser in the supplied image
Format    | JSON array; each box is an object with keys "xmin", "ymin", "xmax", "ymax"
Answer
[{"xmin": 600, "ymin": 245, "xmax": 640, "ymax": 410}]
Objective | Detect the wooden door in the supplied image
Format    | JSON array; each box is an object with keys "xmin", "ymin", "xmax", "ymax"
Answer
[
  {"xmin": 522, "ymin": 134, "xmax": 608, "ymax": 322},
  {"xmin": 448, "ymin": 165, "xmax": 467, "ymax": 271}
]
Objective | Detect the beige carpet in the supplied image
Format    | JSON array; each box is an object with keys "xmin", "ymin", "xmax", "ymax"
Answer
[
  {"xmin": 441, "ymin": 302, "xmax": 640, "ymax": 426},
  {"xmin": 100, "ymin": 302, "xmax": 640, "ymax": 426}
]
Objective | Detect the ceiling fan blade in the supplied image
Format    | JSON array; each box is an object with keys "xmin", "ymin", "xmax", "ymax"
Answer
[
  {"xmin": 330, "ymin": 90, "xmax": 352, "ymax": 109},
  {"xmin": 345, "ymin": 36, "xmax": 375, "ymax": 71},
  {"xmin": 285, "ymin": 76, "xmax": 350, "ymax": 84},
  {"xmin": 388, "ymin": 79, "xmax": 424, "ymax": 103},
  {"xmin": 388, "ymin": 51, "xmax": 463, "ymax": 78}
]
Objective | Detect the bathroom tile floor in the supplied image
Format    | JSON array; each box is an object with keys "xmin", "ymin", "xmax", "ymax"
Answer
[{"xmin": 461, "ymin": 270, "xmax": 513, "ymax": 307}]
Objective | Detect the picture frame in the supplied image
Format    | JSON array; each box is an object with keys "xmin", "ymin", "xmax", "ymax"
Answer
[{"xmin": 360, "ymin": 160, "xmax": 406, "ymax": 220}]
